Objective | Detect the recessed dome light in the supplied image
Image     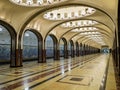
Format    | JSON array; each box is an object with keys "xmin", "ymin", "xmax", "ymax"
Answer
[
  {"xmin": 71, "ymin": 27, "xmax": 98, "ymax": 32},
  {"xmin": 43, "ymin": 6, "xmax": 96, "ymax": 20},
  {"xmin": 80, "ymin": 31, "xmax": 100, "ymax": 35},
  {"xmin": 61, "ymin": 20, "xmax": 98, "ymax": 28},
  {"xmin": 10, "ymin": 0, "xmax": 67, "ymax": 7}
]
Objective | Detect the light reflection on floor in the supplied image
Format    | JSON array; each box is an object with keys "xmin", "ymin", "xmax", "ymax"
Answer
[{"xmin": 0, "ymin": 54, "xmax": 116, "ymax": 90}]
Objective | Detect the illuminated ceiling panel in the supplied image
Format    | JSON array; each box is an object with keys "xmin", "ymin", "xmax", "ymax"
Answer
[
  {"xmin": 71, "ymin": 27, "xmax": 106, "ymax": 46},
  {"xmin": 81, "ymin": 32, "xmax": 106, "ymax": 45},
  {"xmin": 10, "ymin": 0, "xmax": 67, "ymax": 7},
  {"xmin": 80, "ymin": 31, "xmax": 100, "ymax": 35},
  {"xmin": 71, "ymin": 27, "xmax": 98, "ymax": 32},
  {"xmin": 43, "ymin": 6, "xmax": 96, "ymax": 20},
  {"xmin": 61, "ymin": 20, "xmax": 98, "ymax": 28}
]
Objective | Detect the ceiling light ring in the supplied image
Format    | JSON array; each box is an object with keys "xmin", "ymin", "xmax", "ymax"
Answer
[
  {"xmin": 10, "ymin": 0, "xmax": 68, "ymax": 7},
  {"xmin": 43, "ymin": 6, "xmax": 96, "ymax": 20}
]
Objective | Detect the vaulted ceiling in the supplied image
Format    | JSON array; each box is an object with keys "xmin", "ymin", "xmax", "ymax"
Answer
[{"xmin": 0, "ymin": 0, "xmax": 118, "ymax": 49}]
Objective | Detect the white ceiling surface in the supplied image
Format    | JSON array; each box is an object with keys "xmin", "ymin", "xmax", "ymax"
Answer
[{"xmin": 0, "ymin": 0, "xmax": 118, "ymax": 49}]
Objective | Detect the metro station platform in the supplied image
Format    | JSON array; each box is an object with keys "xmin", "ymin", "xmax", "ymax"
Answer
[{"xmin": 0, "ymin": 54, "xmax": 117, "ymax": 90}]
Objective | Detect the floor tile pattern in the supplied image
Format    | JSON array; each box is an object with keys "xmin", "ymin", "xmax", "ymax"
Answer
[{"xmin": 0, "ymin": 54, "xmax": 117, "ymax": 90}]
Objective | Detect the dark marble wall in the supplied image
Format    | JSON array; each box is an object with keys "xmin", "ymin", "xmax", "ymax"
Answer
[
  {"xmin": 23, "ymin": 45, "xmax": 38, "ymax": 60},
  {"xmin": 0, "ymin": 44, "xmax": 10, "ymax": 61},
  {"xmin": 46, "ymin": 48, "xmax": 54, "ymax": 58},
  {"xmin": 23, "ymin": 45, "xmax": 56, "ymax": 60},
  {"xmin": 60, "ymin": 45, "xmax": 64, "ymax": 57}
]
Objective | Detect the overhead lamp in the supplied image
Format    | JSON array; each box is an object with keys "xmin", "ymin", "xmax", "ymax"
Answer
[
  {"xmin": 26, "ymin": 0, "xmax": 33, "ymax": 5},
  {"xmin": 79, "ymin": 28, "xmax": 83, "ymax": 31},
  {"xmin": 93, "ymin": 27, "xmax": 98, "ymax": 30},
  {"xmin": 72, "ymin": 22, "xmax": 76, "ymax": 27},
  {"xmin": 90, "ymin": 35, "xmax": 101, "ymax": 37},
  {"xmin": 10, "ymin": 0, "xmax": 66, "ymax": 7},
  {"xmin": 86, "ymin": 34, "xmax": 102, "ymax": 38},
  {"xmin": 15, "ymin": 0, "xmax": 22, "ymax": 3},
  {"xmin": 37, "ymin": 0, "xmax": 43, "ymax": 5},
  {"xmin": 47, "ymin": 0, "xmax": 53, "ymax": 4},
  {"xmin": 92, "ymin": 21, "xmax": 98, "ymax": 24},
  {"xmin": 44, "ymin": 6, "xmax": 96, "ymax": 20},
  {"xmin": 84, "ymin": 28, "xmax": 87, "ymax": 30},
  {"xmin": 81, "ymin": 10, "xmax": 86, "ymax": 16},
  {"xmin": 88, "ymin": 21, "xmax": 92, "ymax": 24},
  {"xmin": 83, "ymin": 21, "xmax": 87, "ymax": 25},
  {"xmin": 71, "ymin": 28, "xmax": 79, "ymax": 32},
  {"xmin": 71, "ymin": 27, "xmax": 99, "ymax": 33},
  {"xmin": 80, "ymin": 31, "xmax": 101, "ymax": 35},
  {"xmin": 88, "ymin": 27, "xmax": 93, "ymax": 30},
  {"xmin": 74, "ymin": 12, "xmax": 79, "ymax": 17},
  {"xmin": 87, "ymin": 8, "xmax": 94, "ymax": 14},
  {"xmin": 66, "ymin": 22, "xmax": 71, "ymax": 27},
  {"xmin": 91, "ymin": 32, "xmax": 99, "ymax": 34},
  {"xmin": 77, "ymin": 22, "xmax": 81, "ymax": 26},
  {"xmin": 61, "ymin": 20, "xmax": 98, "ymax": 28}
]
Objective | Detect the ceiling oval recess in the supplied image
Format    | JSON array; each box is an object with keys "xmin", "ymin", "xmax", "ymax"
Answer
[
  {"xmin": 10, "ymin": 0, "xmax": 67, "ymax": 7},
  {"xmin": 61, "ymin": 20, "xmax": 98, "ymax": 28},
  {"xmin": 43, "ymin": 6, "xmax": 96, "ymax": 20}
]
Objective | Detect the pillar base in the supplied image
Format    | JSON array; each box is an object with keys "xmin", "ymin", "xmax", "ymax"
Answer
[
  {"xmin": 10, "ymin": 65, "xmax": 23, "ymax": 68},
  {"xmin": 42, "ymin": 49, "xmax": 46, "ymax": 63}
]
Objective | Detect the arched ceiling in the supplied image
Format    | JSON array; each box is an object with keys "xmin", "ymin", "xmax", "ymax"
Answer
[{"xmin": 0, "ymin": 0, "xmax": 118, "ymax": 49}]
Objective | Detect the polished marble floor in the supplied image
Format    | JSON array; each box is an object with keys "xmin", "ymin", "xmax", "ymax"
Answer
[{"xmin": 0, "ymin": 54, "xmax": 117, "ymax": 90}]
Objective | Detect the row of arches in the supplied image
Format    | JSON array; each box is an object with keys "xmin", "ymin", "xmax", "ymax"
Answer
[{"xmin": 0, "ymin": 21, "xmax": 100, "ymax": 67}]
